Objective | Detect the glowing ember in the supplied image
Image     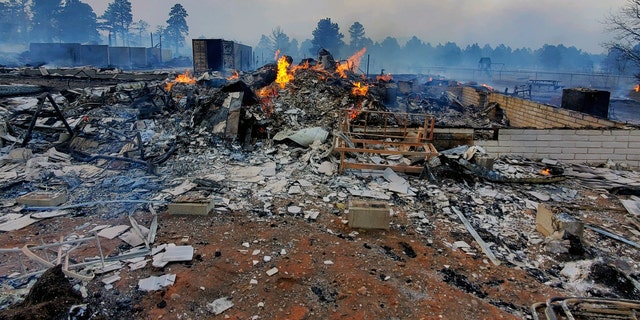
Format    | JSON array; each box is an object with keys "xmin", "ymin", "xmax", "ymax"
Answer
[
  {"xmin": 226, "ymin": 70, "xmax": 239, "ymax": 80},
  {"xmin": 635, "ymin": 84, "xmax": 639, "ymax": 92},
  {"xmin": 256, "ymin": 85, "xmax": 277, "ymax": 116},
  {"xmin": 276, "ymin": 56, "xmax": 294, "ymax": 88},
  {"xmin": 336, "ymin": 47, "xmax": 367, "ymax": 78},
  {"xmin": 376, "ymin": 73, "xmax": 392, "ymax": 82},
  {"xmin": 351, "ymin": 82, "xmax": 368, "ymax": 96},
  {"xmin": 541, "ymin": 168, "xmax": 551, "ymax": 176},
  {"xmin": 348, "ymin": 100, "xmax": 364, "ymax": 120},
  {"xmin": 166, "ymin": 70, "xmax": 196, "ymax": 91}
]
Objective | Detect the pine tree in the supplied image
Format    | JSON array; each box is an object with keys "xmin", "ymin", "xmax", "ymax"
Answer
[
  {"xmin": 165, "ymin": 3, "xmax": 189, "ymax": 55},
  {"xmin": 310, "ymin": 18, "xmax": 344, "ymax": 57},
  {"xmin": 100, "ymin": 0, "xmax": 132, "ymax": 46}
]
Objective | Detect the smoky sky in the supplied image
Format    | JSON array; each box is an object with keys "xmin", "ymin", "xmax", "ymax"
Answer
[{"xmin": 84, "ymin": 0, "xmax": 625, "ymax": 54}]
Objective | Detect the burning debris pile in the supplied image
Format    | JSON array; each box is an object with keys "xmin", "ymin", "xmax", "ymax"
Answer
[{"xmin": 0, "ymin": 49, "xmax": 639, "ymax": 319}]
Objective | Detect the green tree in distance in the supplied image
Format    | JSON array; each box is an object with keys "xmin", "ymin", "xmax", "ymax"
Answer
[
  {"xmin": 100, "ymin": 0, "xmax": 132, "ymax": 46},
  {"xmin": 56, "ymin": 0, "xmax": 100, "ymax": 43},
  {"xmin": 31, "ymin": 0, "xmax": 60, "ymax": 42},
  {"xmin": 348, "ymin": 21, "xmax": 365, "ymax": 51},
  {"xmin": 310, "ymin": 17, "xmax": 344, "ymax": 57},
  {"xmin": 165, "ymin": 3, "xmax": 189, "ymax": 55}
]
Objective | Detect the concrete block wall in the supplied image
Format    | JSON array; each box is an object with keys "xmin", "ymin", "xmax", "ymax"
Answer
[
  {"xmin": 454, "ymin": 86, "xmax": 622, "ymax": 129},
  {"xmin": 477, "ymin": 128, "xmax": 640, "ymax": 168}
]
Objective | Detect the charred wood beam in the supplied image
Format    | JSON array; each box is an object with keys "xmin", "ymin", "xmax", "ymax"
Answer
[
  {"xmin": 22, "ymin": 93, "xmax": 74, "ymax": 147},
  {"xmin": 70, "ymin": 149, "xmax": 157, "ymax": 174}
]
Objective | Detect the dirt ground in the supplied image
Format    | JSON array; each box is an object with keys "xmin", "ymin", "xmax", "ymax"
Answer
[{"xmin": 0, "ymin": 195, "xmax": 570, "ymax": 320}]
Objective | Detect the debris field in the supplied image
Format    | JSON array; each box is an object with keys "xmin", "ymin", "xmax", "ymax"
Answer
[{"xmin": 1, "ymin": 51, "xmax": 640, "ymax": 320}]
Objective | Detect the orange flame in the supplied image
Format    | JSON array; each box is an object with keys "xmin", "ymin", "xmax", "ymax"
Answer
[
  {"xmin": 635, "ymin": 84, "xmax": 639, "ymax": 92},
  {"xmin": 226, "ymin": 70, "xmax": 239, "ymax": 80},
  {"xmin": 541, "ymin": 168, "xmax": 551, "ymax": 176},
  {"xmin": 348, "ymin": 100, "xmax": 365, "ymax": 120},
  {"xmin": 276, "ymin": 56, "xmax": 294, "ymax": 88},
  {"xmin": 292, "ymin": 60, "xmax": 310, "ymax": 72},
  {"xmin": 351, "ymin": 82, "xmax": 368, "ymax": 96},
  {"xmin": 256, "ymin": 85, "xmax": 277, "ymax": 117},
  {"xmin": 376, "ymin": 73, "xmax": 392, "ymax": 82},
  {"xmin": 274, "ymin": 49, "xmax": 280, "ymax": 61},
  {"xmin": 336, "ymin": 47, "xmax": 367, "ymax": 78},
  {"xmin": 166, "ymin": 70, "xmax": 196, "ymax": 91}
]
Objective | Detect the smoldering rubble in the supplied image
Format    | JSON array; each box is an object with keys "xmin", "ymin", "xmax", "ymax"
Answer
[{"xmin": 0, "ymin": 50, "xmax": 639, "ymax": 319}]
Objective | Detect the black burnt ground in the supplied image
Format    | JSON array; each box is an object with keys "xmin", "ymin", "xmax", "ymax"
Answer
[{"xmin": 0, "ymin": 265, "xmax": 82, "ymax": 320}]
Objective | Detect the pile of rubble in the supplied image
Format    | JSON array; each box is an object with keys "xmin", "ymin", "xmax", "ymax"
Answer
[{"xmin": 0, "ymin": 50, "xmax": 639, "ymax": 319}]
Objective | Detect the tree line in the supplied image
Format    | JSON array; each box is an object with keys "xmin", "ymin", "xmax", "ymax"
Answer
[
  {"xmin": 2, "ymin": 1, "xmax": 639, "ymax": 77},
  {"xmin": 256, "ymin": 17, "xmax": 636, "ymax": 76},
  {"xmin": 0, "ymin": 0, "xmax": 189, "ymax": 54}
]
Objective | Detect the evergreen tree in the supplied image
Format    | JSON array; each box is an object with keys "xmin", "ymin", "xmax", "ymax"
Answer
[
  {"xmin": 270, "ymin": 26, "xmax": 290, "ymax": 54},
  {"xmin": 31, "ymin": 0, "xmax": 61, "ymax": 42},
  {"xmin": 165, "ymin": 3, "xmax": 189, "ymax": 55},
  {"xmin": 131, "ymin": 20, "xmax": 150, "ymax": 47},
  {"xmin": 348, "ymin": 21, "xmax": 365, "ymax": 50},
  {"xmin": 310, "ymin": 18, "xmax": 344, "ymax": 57},
  {"xmin": 56, "ymin": 0, "xmax": 100, "ymax": 44},
  {"xmin": 537, "ymin": 44, "xmax": 562, "ymax": 70},
  {"xmin": 100, "ymin": 0, "xmax": 133, "ymax": 46},
  {"xmin": 0, "ymin": 0, "xmax": 29, "ymax": 43}
]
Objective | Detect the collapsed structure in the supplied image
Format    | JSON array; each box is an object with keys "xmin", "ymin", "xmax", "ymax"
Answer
[{"xmin": 0, "ymin": 48, "xmax": 639, "ymax": 319}]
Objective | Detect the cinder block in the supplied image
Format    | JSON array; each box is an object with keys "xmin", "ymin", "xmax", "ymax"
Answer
[
  {"xmin": 576, "ymin": 141, "xmax": 600, "ymax": 148},
  {"xmin": 611, "ymin": 130, "xmax": 630, "ymax": 137},
  {"xmin": 588, "ymin": 135, "xmax": 616, "ymax": 142},
  {"xmin": 574, "ymin": 153, "xmax": 608, "ymax": 161},
  {"xmin": 607, "ymin": 142, "xmax": 630, "ymax": 149},
  {"xmin": 623, "ymin": 148, "xmax": 640, "ymax": 155},
  {"xmin": 348, "ymin": 200, "xmax": 390, "ymax": 230},
  {"xmin": 549, "ymin": 141, "xmax": 576, "ymax": 148},
  {"xmin": 587, "ymin": 148, "xmax": 614, "ymax": 154},
  {"xmin": 16, "ymin": 190, "xmax": 67, "ymax": 206},
  {"xmin": 536, "ymin": 134, "xmax": 564, "ymax": 141},
  {"xmin": 168, "ymin": 197, "xmax": 215, "ymax": 215},
  {"xmin": 560, "ymin": 148, "xmax": 582, "ymax": 154}
]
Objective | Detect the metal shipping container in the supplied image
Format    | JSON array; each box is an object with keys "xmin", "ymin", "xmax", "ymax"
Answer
[{"xmin": 192, "ymin": 39, "xmax": 252, "ymax": 74}]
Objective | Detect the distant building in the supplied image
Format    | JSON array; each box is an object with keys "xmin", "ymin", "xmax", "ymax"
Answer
[
  {"xmin": 28, "ymin": 43, "xmax": 171, "ymax": 69},
  {"xmin": 192, "ymin": 39, "xmax": 253, "ymax": 74}
]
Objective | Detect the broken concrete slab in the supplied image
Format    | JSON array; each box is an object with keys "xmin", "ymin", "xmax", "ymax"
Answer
[
  {"xmin": 138, "ymin": 274, "xmax": 176, "ymax": 291},
  {"xmin": 266, "ymin": 267, "xmax": 279, "ymax": 276},
  {"xmin": 206, "ymin": 297, "xmax": 234, "ymax": 315},
  {"xmin": 162, "ymin": 245, "xmax": 194, "ymax": 262},
  {"xmin": 621, "ymin": 199, "xmax": 640, "ymax": 216},
  {"xmin": 97, "ymin": 225, "xmax": 130, "ymax": 240},
  {"xmin": 119, "ymin": 225, "xmax": 150, "ymax": 247},
  {"xmin": 0, "ymin": 214, "xmax": 39, "ymax": 232}
]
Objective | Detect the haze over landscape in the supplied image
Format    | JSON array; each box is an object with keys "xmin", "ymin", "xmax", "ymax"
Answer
[{"xmin": 83, "ymin": 0, "xmax": 626, "ymax": 54}]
